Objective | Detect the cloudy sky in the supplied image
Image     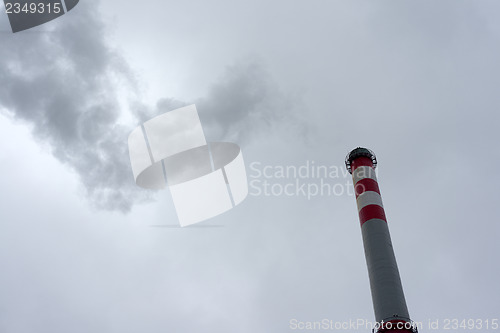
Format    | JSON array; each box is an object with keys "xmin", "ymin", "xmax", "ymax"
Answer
[{"xmin": 1, "ymin": 0, "xmax": 499, "ymax": 332}]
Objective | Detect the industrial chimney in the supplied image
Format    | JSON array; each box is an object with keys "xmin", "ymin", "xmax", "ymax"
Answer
[{"xmin": 345, "ymin": 147, "xmax": 417, "ymax": 333}]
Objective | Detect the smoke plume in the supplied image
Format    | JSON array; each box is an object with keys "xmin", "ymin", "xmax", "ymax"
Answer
[{"xmin": 0, "ymin": 1, "xmax": 303, "ymax": 212}]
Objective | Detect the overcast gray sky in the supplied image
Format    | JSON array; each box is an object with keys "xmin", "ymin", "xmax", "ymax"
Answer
[{"xmin": 1, "ymin": 1, "xmax": 499, "ymax": 332}]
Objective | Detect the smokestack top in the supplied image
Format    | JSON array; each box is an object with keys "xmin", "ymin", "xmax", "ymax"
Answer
[{"xmin": 345, "ymin": 147, "xmax": 377, "ymax": 174}]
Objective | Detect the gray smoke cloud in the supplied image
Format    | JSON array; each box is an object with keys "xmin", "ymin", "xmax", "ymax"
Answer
[
  {"xmin": 135, "ymin": 61, "xmax": 307, "ymax": 144},
  {"xmin": 0, "ymin": 1, "xmax": 304, "ymax": 212},
  {"xmin": 197, "ymin": 61, "xmax": 307, "ymax": 143}
]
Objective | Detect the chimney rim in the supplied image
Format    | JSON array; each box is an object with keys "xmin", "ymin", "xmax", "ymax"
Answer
[{"xmin": 345, "ymin": 147, "xmax": 377, "ymax": 174}]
